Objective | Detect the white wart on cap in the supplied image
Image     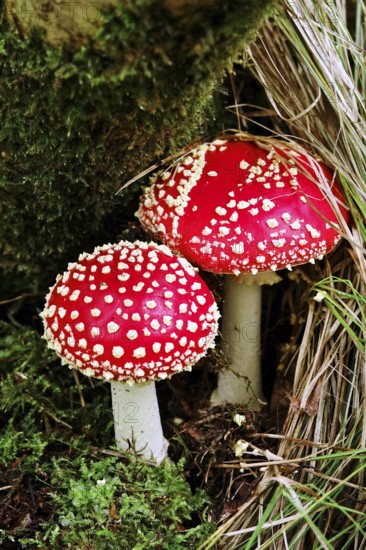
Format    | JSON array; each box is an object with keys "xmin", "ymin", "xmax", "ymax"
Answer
[{"xmin": 41, "ymin": 241, "xmax": 219, "ymax": 383}]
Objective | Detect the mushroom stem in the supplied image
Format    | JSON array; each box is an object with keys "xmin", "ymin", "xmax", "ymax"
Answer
[
  {"xmin": 111, "ymin": 381, "xmax": 168, "ymax": 464},
  {"xmin": 211, "ymin": 272, "xmax": 279, "ymax": 408}
]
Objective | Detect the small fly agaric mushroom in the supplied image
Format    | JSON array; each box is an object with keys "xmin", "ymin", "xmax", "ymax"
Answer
[
  {"xmin": 41, "ymin": 240, "xmax": 219, "ymax": 463},
  {"xmin": 136, "ymin": 138, "xmax": 349, "ymax": 407}
]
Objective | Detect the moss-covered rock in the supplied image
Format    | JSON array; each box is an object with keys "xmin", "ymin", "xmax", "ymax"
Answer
[{"xmin": 0, "ymin": 0, "xmax": 275, "ymax": 295}]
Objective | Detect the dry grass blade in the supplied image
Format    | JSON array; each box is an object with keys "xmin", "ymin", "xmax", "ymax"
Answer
[{"xmin": 202, "ymin": 1, "xmax": 366, "ymax": 549}]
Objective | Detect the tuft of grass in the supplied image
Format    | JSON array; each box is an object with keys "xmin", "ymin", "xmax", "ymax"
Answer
[{"xmin": 202, "ymin": 1, "xmax": 366, "ymax": 548}]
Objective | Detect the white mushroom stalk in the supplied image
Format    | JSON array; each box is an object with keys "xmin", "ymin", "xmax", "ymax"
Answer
[
  {"xmin": 136, "ymin": 138, "xmax": 349, "ymax": 409},
  {"xmin": 111, "ymin": 381, "xmax": 168, "ymax": 464},
  {"xmin": 211, "ymin": 271, "xmax": 280, "ymax": 408},
  {"xmin": 41, "ymin": 240, "xmax": 219, "ymax": 464}
]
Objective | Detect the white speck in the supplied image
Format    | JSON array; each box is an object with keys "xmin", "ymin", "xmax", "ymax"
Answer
[
  {"xmin": 240, "ymin": 160, "xmax": 249, "ymax": 170},
  {"xmin": 75, "ymin": 322, "xmax": 85, "ymax": 331},
  {"xmin": 176, "ymin": 320, "xmax": 184, "ymax": 330},
  {"xmin": 272, "ymin": 238, "xmax": 286, "ymax": 248},
  {"xmin": 151, "ymin": 319, "xmax": 160, "ymax": 330},
  {"xmin": 249, "ymin": 208, "xmax": 259, "ymax": 216},
  {"xmin": 127, "ymin": 330, "xmax": 138, "ymax": 340},
  {"xmin": 314, "ymin": 291, "xmax": 326, "ymax": 302},
  {"xmin": 112, "ymin": 346, "xmax": 124, "ymax": 358},
  {"xmin": 256, "ymin": 256, "xmax": 266, "ymax": 263},
  {"xmin": 290, "ymin": 220, "xmax": 301, "ymax": 230},
  {"xmin": 163, "ymin": 316, "xmax": 172, "ymax": 326},
  {"xmin": 187, "ymin": 321, "xmax": 198, "ymax": 333},
  {"xmin": 202, "ymin": 226, "xmax": 212, "ymax": 236},
  {"xmin": 102, "ymin": 266, "xmax": 111, "ymax": 274},
  {"xmin": 107, "ymin": 322, "xmax": 119, "ymax": 334},
  {"xmin": 237, "ymin": 200, "xmax": 250, "ymax": 210},
  {"xmin": 93, "ymin": 344, "xmax": 104, "ymax": 356},
  {"xmin": 118, "ymin": 273, "xmax": 130, "ymax": 282},
  {"xmin": 232, "ymin": 243, "xmax": 244, "ymax": 254},
  {"xmin": 78, "ymin": 339, "xmax": 87, "ymax": 349},
  {"xmin": 133, "ymin": 282, "xmax": 144, "ymax": 292},
  {"xmin": 146, "ymin": 300, "xmax": 157, "ymax": 309},
  {"xmin": 226, "ymin": 200, "xmax": 236, "ymax": 208},
  {"xmin": 60, "ymin": 286, "xmax": 70, "ymax": 296},
  {"xmin": 58, "ymin": 307, "xmax": 67, "ymax": 318},
  {"xmin": 84, "ymin": 296, "xmax": 93, "ymax": 304},
  {"xmin": 219, "ymin": 226, "xmax": 230, "ymax": 236},
  {"xmin": 161, "ymin": 171, "xmax": 171, "ymax": 180},
  {"xmin": 165, "ymin": 343, "xmax": 175, "ymax": 353},
  {"xmin": 306, "ymin": 224, "xmax": 321, "ymax": 238},
  {"xmin": 132, "ymin": 313, "xmax": 141, "ymax": 321},
  {"xmin": 133, "ymin": 347, "xmax": 146, "ymax": 358},
  {"xmin": 118, "ymin": 262, "xmax": 128, "ymax": 270},
  {"xmin": 152, "ymin": 342, "xmax": 161, "ymax": 353},
  {"xmin": 230, "ymin": 212, "xmax": 238, "ymax": 222},
  {"xmin": 104, "ymin": 295, "xmax": 114, "ymax": 304},
  {"xmin": 179, "ymin": 337, "xmax": 187, "ymax": 347},
  {"xmin": 207, "ymin": 171, "xmax": 218, "ymax": 177},
  {"xmin": 215, "ymin": 207, "xmax": 227, "ymax": 216},
  {"xmin": 91, "ymin": 308, "xmax": 101, "ymax": 317},
  {"xmin": 70, "ymin": 310, "xmax": 79, "ymax": 320},
  {"xmin": 262, "ymin": 199, "xmax": 275, "ymax": 211},
  {"xmin": 196, "ymin": 295, "xmax": 206, "ymax": 305},
  {"xmin": 69, "ymin": 290, "xmax": 80, "ymax": 301},
  {"xmin": 258, "ymin": 242, "xmax": 267, "ymax": 250},
  {"xmin": 67, "ymin": 336, "xmax": 75, "ymax": 347},
  {"xmin": 91, "ymin": 327, "xmax": 100, "ymax": 337},
  {"xmin": 179, "ymin": 304, "xmax": 188, "ymax": 313},
  {"xmin": 266, "ymin": 219, "xmax": 279, "ymax": 228},
  {"xmin": 165, "ymin": 274, "xmax": 176, "ymax": 283},
  {"xmin": 46, "ymin": 304, "xmax": 56, "ymax": 318},
  {"xmin": 124, "ymin": 299, "xmax": 133, "ymax": 307}
]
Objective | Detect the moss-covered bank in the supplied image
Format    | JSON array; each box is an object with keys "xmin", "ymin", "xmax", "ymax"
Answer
[{"xmin": 0, "ymin": 0, "xmax": 275, "ymax": 296}]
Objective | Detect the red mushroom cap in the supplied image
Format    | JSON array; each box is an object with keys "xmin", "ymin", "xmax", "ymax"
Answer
[
  {"xmin": 41, "ymin": 241, "xmax": 219, "ymax": 383},
  {"xmin": 137, "ymin": 139, "xmax": 349, "ymax": 275}
]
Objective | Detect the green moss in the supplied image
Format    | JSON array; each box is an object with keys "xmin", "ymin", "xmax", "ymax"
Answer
[{"xmin": 0, "ymin": 0, "xmax": 275, "ymax": 294}]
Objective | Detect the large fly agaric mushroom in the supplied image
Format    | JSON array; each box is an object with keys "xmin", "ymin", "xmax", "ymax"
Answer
[
  {"xmin": 136, "ymin": 138, "xmax": 349, "ymax": 407},
  {"xmin": 41, "ymin": 240, "xmax": 219, "ymax": 463}
]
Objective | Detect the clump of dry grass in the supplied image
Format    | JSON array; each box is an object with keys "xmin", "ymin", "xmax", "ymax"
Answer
[{"xmin": 201, "ymin": 1, "xmax": 366, "ymax": 548}]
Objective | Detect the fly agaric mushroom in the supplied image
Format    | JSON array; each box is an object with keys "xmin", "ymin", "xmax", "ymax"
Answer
[
  {"xmin": 136, "ymin": 138, "xmax": 349, "ymax": 407},
  {"xmin": 41, "ymin": 240, "xmax": 219, "ymax": 463}
]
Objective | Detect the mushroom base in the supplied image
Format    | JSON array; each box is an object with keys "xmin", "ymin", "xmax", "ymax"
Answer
[
  {"xmin": 211, "ymin": 273, "xmax": 266, "ymax": 409},
  {"xmin": 111, "ymin": 381, "xmax": 168, "ymax": 465}
]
